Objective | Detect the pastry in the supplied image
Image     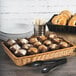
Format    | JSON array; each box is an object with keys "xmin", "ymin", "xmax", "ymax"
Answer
[
  {"xmin": 29, "ymin": 37, "xmax": 38, "ymax": 44},
  {"xmin": 48, "ymin": 33, "xmax": 57, "ymax": 39},
  {"xmin": 22, "ymin": 44, "xmax": 33, "ymax": 50},
  {"xmin": 60, "ymin": 10, "xmax": 72, "ymax": 19},
  {"xmin": 43, "ymin": 40, "xmax": 52, "ymax": 46},
  {"xmin": 17, "ymin": 38, "xmax": 28, "ymax": 45},
  {"xmin": 49, "ymin": 44, "xmax": 60, "ymax": 50},
  {"xmin": 37, "ymin": 35, "xmax": 47, "ymax": 42},
  {"xmin": 53, "ymin": 37, "xmax": 63, "ymax": 43},
  {"xmin": 10, "ymin": 44, "xmax": 21, "ymax": 52},
  {"xmin": 6, "ymin": 39, "xmax": 16, "ymax": 46},
  {"xmin": 38, "ymin": 45, "xmax": 48, "ymax": 52},
  {"xmin": 34, "ymin": 41, "xmax": 42, "ymax": 47},
  {"xmin": 59, "ymin": 41, "xmax": 69, "ymax": 48},
  {"xmin": 28, "ymin": 47, "xmax": 39, "ymax": 54},
  {"xmin": 68, "ymin": 16, "xmax": 76, "ymax": 26},
  {"xmin": 15, "ymin": 49, "xmax": 27, "ymax": 57},
  {"xmin": 51, "ymin": 15, "xmax": 67, "ymax": 25}
]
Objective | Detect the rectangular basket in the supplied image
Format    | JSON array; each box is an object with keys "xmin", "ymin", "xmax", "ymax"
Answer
[
  {"xmin": 47, "ymin": 14, "xmax": 76, "ymax": 33},
  {"xmin": 1, "ymin": 42, "xmax": 76, "ymax": 66}
]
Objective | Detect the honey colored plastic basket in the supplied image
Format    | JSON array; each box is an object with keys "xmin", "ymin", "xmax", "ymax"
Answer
[{"xmin": 1, "ymin": 42, "xmax": 76, "ymax": 66}]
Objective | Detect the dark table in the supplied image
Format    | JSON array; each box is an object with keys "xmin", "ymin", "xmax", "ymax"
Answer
[{"xmin": 0, "ymin": 33, "xmax": 76, "ymax": 76}]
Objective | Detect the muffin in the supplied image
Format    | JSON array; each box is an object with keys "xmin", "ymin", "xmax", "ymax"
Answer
[
  {"xmin": 10, "ymin": 44, "xmax": 21, "ymax": 52},
  {"xmin": 37, "ymin": 35, "xmax": 47, "ymax": 42},
  {"xmin": 48, "ymin": 33, "xmax": 57, "ymax": 39},
  {"xmin": 29, "ymin": 37, "xmax": 38, "ymax": 44},
  {"xmin": 43, "ymin": 40, "xmax": 52, "ymax": 46},
  {"xmin": 14, "ymin": 49, "xmax": 27, "ymax": 57},
  {"xmin": 6, "ymin": 39, "xmax": 16, "ymax": 46},
  {"xmin": 28, "ymin": 47, "xmax": 39, "ymax": 54},
  {"xmin": 38, "ymin": 45, "xmax": 48, "ymax": 53},
  {"xmin": 22, "ymin": 44, "xmax": 33, "ymax": 50},
  {"xmin": 59, "ymin": 41, "xmax": 69, "ymax": 48},
  {"xmin": 34, "ymin": 41, "xmax": 42, "ymax": 47},
  {"xmin": 53, "ymin": 37, "xmax": 63, "ymax": 43},
  {"xmin": 49, "ymin": 44, "xmax": 60, "ymax": 50},
  {"xmin": 17, "ymin": 38, "xmax": 28, "ymax": 45}
]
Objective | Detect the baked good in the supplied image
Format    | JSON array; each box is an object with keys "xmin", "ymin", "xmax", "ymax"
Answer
[
  {"xmin": 37, "ymin": 35, "xmax": 47, "ymax": 42},
  {"xmin": 49, "ymin": 44, "xmax": 60, "ymax": 50},
  {"xmin": 53, "ymin": 37, "xmax": 63, "ymax": 43},
  {"xmin": 28, "ymin": 47, "xmax": 39, "ymax": 54},
  {"xmin": 48, "ymin": 33, "xmax": 57, "ymax": 39},
  {"xmin": 59, "ymin": 41, "xmax": 69, "ymax": 48},
  {"xmin": 29, "ymin": 37, "xmax": 38, "ymax": 44},
  {"xmin": 68, "ymin": 16, "xmax": 76, "ymax": 26},
  {"xmin": 22, "ymin": 44, "xmax": 33, "ymax": 50},
  {"xmin": 15, "ymin": 49, "xmax": 27, "ymax": 57},
  {"xmin": 51, "ymin": 10, "xmax": 72, "ymax": 26},
  {"xmin": 38, "ymin": 45, "xmax": 48, "ymax": 52},
  {"xmin": 51, "ymin": 15, "xmax": 67, "ymax": 25},
  {"xmin": 60, "ymin": 10, "xmax": 72, "ymax": 19},
  {"xmin": 34, "ymin": 41, "xmax": 42, "ymax": 47},
  {"xmin": 6, "ymin": 39, "xmax": 16, "ymax": 46},
  {"xmin": 43, "ymin": 40, "xmax": 52, "ymax": 46},
  {"xmin": 17, "ymin": 38, "xmax": 28, "ymax": 45},
  {"xmin": 10, "ymin": 44, "xmax": 21, "ymax": 52}
]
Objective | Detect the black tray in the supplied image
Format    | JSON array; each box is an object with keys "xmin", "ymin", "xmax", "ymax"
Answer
[{"xmin": 47, "ymin": 14, "xmax": 76, "ymax": 33}]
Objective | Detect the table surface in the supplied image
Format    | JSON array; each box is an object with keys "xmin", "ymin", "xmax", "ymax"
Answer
[{"xmin": 0, "ymin": 32, "xmax": 76, "ymax": 76}]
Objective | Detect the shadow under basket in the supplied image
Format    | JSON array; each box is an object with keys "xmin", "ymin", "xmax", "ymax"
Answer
[
  {"xmin": 1, "ymin": 42, "xmax": 76, "ymax": 66},
  {"xmin": 47, "ymin": 14, "xmax": 76, "ymax": 33}
]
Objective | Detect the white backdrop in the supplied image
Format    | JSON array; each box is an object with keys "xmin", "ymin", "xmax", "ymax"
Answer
[{"xmin": 0, "ymin": 0, "xmax": 76, "ymax": 34}]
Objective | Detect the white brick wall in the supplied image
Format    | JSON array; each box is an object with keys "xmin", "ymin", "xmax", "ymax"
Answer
[{"xmin": 0, "ymin": 0, "xmax": 76, "ymax": 34}]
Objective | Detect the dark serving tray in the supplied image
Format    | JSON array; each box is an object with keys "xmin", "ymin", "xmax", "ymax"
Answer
[{"xmin": 47, "ymin": 14, "xmax": 76, "ymax": 33}]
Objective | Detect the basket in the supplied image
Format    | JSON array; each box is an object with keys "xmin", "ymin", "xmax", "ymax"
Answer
[
  {"xmin": 1, "ymin": 42, "xmax": 76, "ymax": 66},
  {"xmin": 47, "ymin": 14, "xmax": 76, "ymax": 33}
]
